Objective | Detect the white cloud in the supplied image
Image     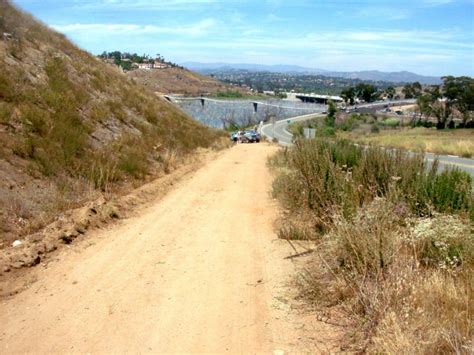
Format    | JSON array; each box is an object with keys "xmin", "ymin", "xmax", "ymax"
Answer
[
  {"xmin": 421, "ymin": 0, "xmax": 455, "ymax": 6},
  {"xmin": 347, "ymin": 32, "xmax": 383, "ymax": 41},
  {"xmin": 266, "ymin": 13, "xmax": 285, "ymax": 22},
  {"xmin": 355, "ymin": 6, "xmax": 412, "ymax": 20},
  {"xmin": 52, "ymin": 19, "xmax": 217, "ymax": 36},
  {"xmin": 72, "ymin": 0, "xmax": 218, "ymax": 11},
  {"xmin": 304, "ymin": 30, "xmax": 471, "ymax": 50}
]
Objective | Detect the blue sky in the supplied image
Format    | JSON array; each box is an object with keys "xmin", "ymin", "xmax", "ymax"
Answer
[{"xmin": 13, "ymin": 0, "xmax": 474, "ymax": 76}]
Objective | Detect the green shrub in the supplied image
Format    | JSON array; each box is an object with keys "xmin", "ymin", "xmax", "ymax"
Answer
[
  {"xmin": 428, "ymin": 168, "xmax": 472, "ymax": 215},
  {"xmin": 317, "ymin": 126, "xmax": 335, "ymax": 137},
  {"xmin": 371, "ymin": 123, "xmax": 380, "ymax": 133},
  {"xmin": 118, "ymin": 139, "xmax": 149, "ymax": 178},
  {"xmin": 380, "ymin": 117, "xmax": 401, "ymax": 128},
  {"xmin": 20, "ymin": 105, "xmax": 49, "ymax": 136},
  {"xmin": 216, "ymin": 90, "xmax": 243, "ymax": 98},
  {"xmin": 338, "ymin": 114, "xmax": 361, "ymax": 131},
  {"xmin": 325, "ymin": 115, "xmax": 335, "ymax": 128},
  {"xmin": 271, "ymin": 139, "xmax": 473, "ymax": 233},
  {"xmin": 327, "ymin": 139, "xmax": 362, "ymax": 168},
  {"xmin": 44, "ymin": 57, "xmax": 88, "ymax": 107},
  {"xmin": 288, "ymin": 123, "xmax": 304, "ymax": 137}
]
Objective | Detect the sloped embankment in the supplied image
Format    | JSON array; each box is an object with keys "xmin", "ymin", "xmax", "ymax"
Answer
[{"xmin": 0, "ymin": 1, "xmax": 225, "ymax": 255}]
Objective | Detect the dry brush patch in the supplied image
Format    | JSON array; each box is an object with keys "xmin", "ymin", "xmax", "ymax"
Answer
[{"xmin": 269, "ymin": 138, "xmax": 473, "ymax": 353}]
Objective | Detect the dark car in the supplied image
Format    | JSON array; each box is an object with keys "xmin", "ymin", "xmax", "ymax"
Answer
[{"xmin": 241, "ymin": 130, "xmax": 260, "ymax": 143}]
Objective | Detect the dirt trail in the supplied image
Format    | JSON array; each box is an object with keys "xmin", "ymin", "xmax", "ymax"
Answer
[{"xmin": 0, "ymin": 144, "xmax": 339, "ymax": 353}]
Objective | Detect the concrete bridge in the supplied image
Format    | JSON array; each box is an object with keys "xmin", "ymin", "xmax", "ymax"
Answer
[{"xmin": 295, "ymin": 94, "xmax": 343, "ymax": 104}]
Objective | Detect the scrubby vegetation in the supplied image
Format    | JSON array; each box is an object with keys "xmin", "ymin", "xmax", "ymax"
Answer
[
  {"xmin": 0, "ymin": 1, "xmax": 226, "ymax": 244},
  {"xmin": 332, "ymin": 111, "xmax": 474, "ymax": 157},
  {"xmin": 212, "ymin": 90, "xmax": 264, "ymax": 100},
  {"xmin": 290, "ymin": 111, "xmax": 474, "ymax": 157},
  {"xmin": 269, "ymin": 138, "xmax": 473, "ymax": 353},
  {"xmin": 215, "ymin": 90, "xmax": 244, "ymax": 99}
]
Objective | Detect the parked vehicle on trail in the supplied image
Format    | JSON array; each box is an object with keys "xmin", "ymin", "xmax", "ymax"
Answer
[
  {"xmin": 230, "ymin": 130, "xmax": 261, "ymax": 143},
  {"xmin": 241, "ymin": 130, "xmax": 261, "ymax": 143}
]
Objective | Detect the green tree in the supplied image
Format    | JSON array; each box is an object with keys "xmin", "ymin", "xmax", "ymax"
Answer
[
  {"xmin": 416, "ymin": 93, "xmax": 433, "ymax": 123},
  {"xmin": 355, "ymin": 83, "xmax": 377, "ymax": 103},
  {"xmin": 325, "ymin": 100, "xmax": 337, "ymax": 127},
  {"xmin": 120, "ymin": 61, "xmax": 132, "ymax": 71},
  {"xmin": 442, "ymin": 76, "xmax": 474, "ymax": 127},
  {"xmin": 341, "ymin": 87, "xmax": 356, "ymax": 105},
  {"xmin": 110, "ymin": 51, "xmax": 122, "ymax": 60},
  {"xmin": 412, "ymin": 81, "xmax": 422, "ymax": 97},
  {"xmin": 423, "ymin": 85, "xmax": 449, "ymax": 129},
  {"xmin": 403, "ymin": 82, "xmax": 423, "ymax": 99},
  {"xmin": 385, "ymin": 86, "xmax": 395, "ymax": 100},
  {"xmin": 402, "ymin": 84, "xmax": 414, "ymax": 99}
]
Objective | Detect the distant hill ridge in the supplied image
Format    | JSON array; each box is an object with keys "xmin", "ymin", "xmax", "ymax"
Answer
[{"xmin": 183, "ymin": 62, "xmax": 442, "ymax": 85}]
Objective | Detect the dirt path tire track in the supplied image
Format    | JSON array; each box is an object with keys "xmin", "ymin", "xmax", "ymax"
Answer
[{"xmin": 0, "ymin": 143, "xmax": 339, "ymax": 353}]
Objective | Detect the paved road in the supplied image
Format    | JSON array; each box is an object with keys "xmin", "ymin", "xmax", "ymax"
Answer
[
  {"xmin": 261, "ymin": 115, "xmax": 474, "ymax": 177},
  {"xmin": 261, "ymin": 113, "xmax": 322, "ymax": 146}
]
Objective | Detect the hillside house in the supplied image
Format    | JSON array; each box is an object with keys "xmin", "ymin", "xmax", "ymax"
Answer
[
  {"xmin": 153, "ymin": 62, "xmax": 169, "ymax": 69},
  {"xmin": 138, "ymin": 63, "xmax": 154, "ymax": 70}
]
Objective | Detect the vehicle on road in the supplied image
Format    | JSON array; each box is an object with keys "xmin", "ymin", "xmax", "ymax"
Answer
[{"xmin": 241, "ymin": 130, "xmax": 261, "ymax": 143}]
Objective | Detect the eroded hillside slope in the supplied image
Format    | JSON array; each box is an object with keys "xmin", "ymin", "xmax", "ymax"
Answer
[{"xmin": 0, "ymin": 0, "xmax": 224, "ymax": 246}]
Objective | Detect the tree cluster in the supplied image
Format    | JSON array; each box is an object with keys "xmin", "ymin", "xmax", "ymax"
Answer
[
  {"xmin": 416, "ymin": 76, "xmax": 473, "ymax": 129},
  {"xmin": 340, "ymin": 83, "xmax": 385, "ymax": 104},
  {"xmin": 402, "ymin": 82, "xmax": 422, "ymax": 99}
]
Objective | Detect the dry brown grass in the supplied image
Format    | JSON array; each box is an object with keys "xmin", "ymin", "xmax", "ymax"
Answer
[
  {"xmin": 371, "ymin": 270, "xmax": 472, "ymax": 353},
  {"xmin": 305, "ymin": 201, "xmax": 473, "ymax": 353},
  {"xmin": 126, "ymin": 66, "xmax": 239, "ymax": 96},
  {"xmin": 339, "ymin": 127, "xmax": 474, "ymax": 158}
]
